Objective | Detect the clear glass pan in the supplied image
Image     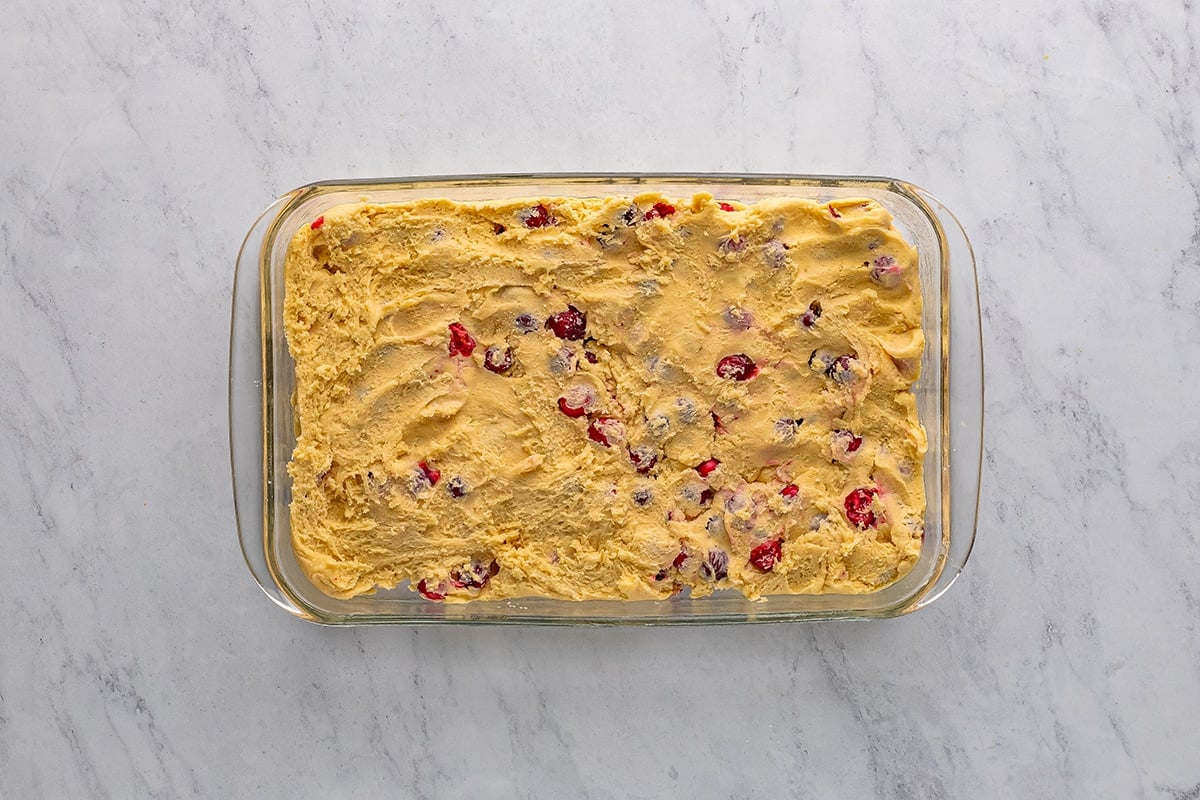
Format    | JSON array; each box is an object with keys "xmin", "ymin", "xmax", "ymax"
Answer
[{"xmin": 230, "ymin": 174, "xmax": 982, "ymax": 624}]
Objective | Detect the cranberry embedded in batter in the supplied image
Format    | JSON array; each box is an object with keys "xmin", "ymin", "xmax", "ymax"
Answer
[
  {"xmin": 700, "ymin": 549, "xmax": 729, "ymax": 581},
  {"xmin": 628, "ymin": 445, "xmax": 658, "ymax": 473},
  {"xmin": 749, "ymin": 539, "xmax": 783, "ymax": 572},
  {"xmin": 416, "ymin": 579, "xmax": 445, "ymax": 600},
  {"xmin": 869, "ymin": 255, "xmax": 904, "ymax": 288},
  {"xmin": 310, "ymin": 216, "xmax": 325, "ymax": 230},
  {"xmin": 558, "ymin": 398, "xmax": 587, "ymax": 418},
  {"xmin": 719, "ymin": 235, "xmax": 747, "ymax": 255},
  {"xmin": 644, "ymin": 202, "xmax": 675, "ymax": 220},
  {"xmin": 716, "ymin": 354, "xmax": 758, "ymax": 381},
  {"xmin": 587, "ymin": 416, "xmax": 624, "ymax": 447},
  {"xmin": 451, "ymin": 559, "xmax": 500, "ymax": 589},
  {"xmin": 447, "ymin": 322, "xmax": 477, "ymax": 357},
  {"xmin": 545, "ymin": 305, "xmax": 587, "ymax": 340},
  {"xmin": 557, "ymin": 384, "xmax": 596, "ymax": 418},
  {"xmin": 832, "ymin": 429, "xmax": 863, "ymax": 460},
  {"xmin": 483, "ymin": 345, "xmax": 514, "ymax": 374},
  {"xmin": 418, "ymin": 461, "xmax": 441, "ymax": 486},
  {"xmin": 826, "ymin": 354, "xmax": 858, "ymax": 385},
  {"xmin": 695, "ymin": 458, "xmax": 720, "ymax": 478},
  {"xmin": 800, "ymin": 300, "xmax": 823, "ymax": 328},
  {"xmin": 845, "ymin": 487, "xmax": 879, "ymax": 529},
  {"xmin": 781, "ymin": 483, "xmax": 800, "ymax": 498},
  {"xmin": 522, "ymin": 203, "xmax": 555, "ymax": 228}
]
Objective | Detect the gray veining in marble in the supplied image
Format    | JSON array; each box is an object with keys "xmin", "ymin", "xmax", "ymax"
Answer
[{"xmin": 3, "ymin": 0, "xmax": 1199, "ymax": 797}]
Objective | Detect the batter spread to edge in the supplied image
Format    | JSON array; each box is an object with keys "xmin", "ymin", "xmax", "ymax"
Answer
[{"xmin": 283, "ymin": 193, "xmax": 927, "ymax": 601}]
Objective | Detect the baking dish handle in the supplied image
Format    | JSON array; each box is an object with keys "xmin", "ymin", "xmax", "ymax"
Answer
[
  {"xmin": 911, "ymin": 186, "xmax": 983, "ymax": 610},
  {"xmin": 229, "ymin": 194, "xmax": 305, "ymax": 617}
]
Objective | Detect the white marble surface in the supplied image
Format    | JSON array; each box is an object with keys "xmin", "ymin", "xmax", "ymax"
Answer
[{"xmin": 3, "ymin": 0, "xmax": 1199, "ymax": 796}]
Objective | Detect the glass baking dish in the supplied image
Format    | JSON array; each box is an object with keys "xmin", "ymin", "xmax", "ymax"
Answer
[{"xmin": 230, "ymin": 174, "xmax": 982, "ymax": 625}]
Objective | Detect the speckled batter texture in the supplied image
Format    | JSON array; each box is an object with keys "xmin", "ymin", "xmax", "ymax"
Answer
[{"xmin": 283, "ymin": 193, "xmax": 927, "ymax": 601}]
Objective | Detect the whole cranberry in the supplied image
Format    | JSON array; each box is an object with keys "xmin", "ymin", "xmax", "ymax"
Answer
[
  {"xmin": 522, "ymin": 203, "xmax": 555, "ymax": 228},
  {"xmin": 628, "ymin": 445, "xmax": 658, "ymax": 473},
  {"xmin": 845, "ymin": 487, "xmax": 879, "ymax": 529},
  {"xmin": 557, "ymin": 384, "xmax": 596, "ymax": 417},
  {"xmin": 587, "ymin": 416, "xmax": 625, "ymax": 447},
  {"xmin": 483, "ymin": 345, "xmax": 514, "ymax": 374},
  {"xmin": 700, "ymin": 550, "xmax": 729, "ymax": 581},
  {"xmin": 800, "ymin": 300, "xmax": 822, "ymax": 328},
  {"xmin": 545, "ymin": 305, "xmax": 587, "ymax": 340},
  {"xmin": 749, "ymin": 539, "xmax": 783, "ymax": 572},
  {"xmin": 716, "ymin": 354, "xmax": 758, "ymax": 381},
  {"xmin": 450, "ymin": 559, "xmax": 500, "ymax": 589}
]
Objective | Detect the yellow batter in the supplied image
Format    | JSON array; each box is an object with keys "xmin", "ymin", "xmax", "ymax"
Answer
[{"xmin": 284, "ymin": 193, "xmax": 926, "ymax": 601}]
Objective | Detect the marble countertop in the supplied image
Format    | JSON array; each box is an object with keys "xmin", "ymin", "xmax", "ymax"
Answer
[{"xmin": 4, "ymin": 1, "xmax": 1198, "ymax": 796}]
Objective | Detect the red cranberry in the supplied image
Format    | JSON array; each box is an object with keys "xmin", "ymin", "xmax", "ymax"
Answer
[
  {"xmin": 695, "ymin": 458, "xmax": 720, "ymax": 478},
  {"xmin": 491, "ymin": 222, "xmax": 507, "ymax": 234},
  {"xmin": 716, "ymin": 354, "xmax": 758, "ymax": 381},
  {"xmin": 845, "ymin": 487, "xmax": 879, "ymax": 529},
  {"xmin": 451, "ymin": 559, "xmax": 500, "ymax": 589},
  {"xmin": 718, "ymin": 202, "xmax": 735, "ymax": 212},
  {"xmin": 545, "ymin": 305, "xmax": 587, "ymax": 340},
  {"xmin": 763, "ymin": 239, "xmax": 788, "ymax": 268},
  {"xmin": 628, "ymin": 445, "xmax": 658, "ymax": 473},
  {"xmin": 828, "ymin": 204, "xmax": 842, "ymax": 219},
  {"xmin": 447, "ymin": 322, "xmax": 477, "ymax": 357},
  {"xmin": 557, "ymin": 384, "xmax": 596, "ymax": 418},
  {"xmin": 587, "ymin": 416, "xmax": 624, "ymax": 447},
  {"xmin": 781, "ymin": 483, "xmax": 800, "ymax": 498},
  {"xmin": 416, "ymin": 579, "xmax": 445, "ymax": 600},
  {"xmin": 832, "ymin": 429, "xmax": 863, "ymax": 460},
  {"xmin": 418, "ymin": 461, "xmax": 441, "ymax": 486},
  {"xmin": 672, "ymin": 549, "xmax": 688, "ymax": 569},
  {"xmin": 718, "ymin": 236, "xmax": 746, "ymax": 255},
  {"xmin": 643, "ymin": 202, "xmax": 675, "ymax": 220},
  {"xmin": 483, "ymin": 345, "xmax": 513, "ymax": 374},
  {"xmin": 826, "ymin": 354, "xmax": 857, "ymax": 385},
  {"xmin": 699, "ymin": 487, "xmax": 715, "ymax": 506},
  {"xmin": 800, "ymin": 301, "xmax": 823, "ymax": 328},
  {"xmin": 722, "ymin": 305, "xmax": 753, "ymax": 331},
  {"xmin": 870, "ymin": 255, "xmax": 904, "ymax": 288},
  {"xmin": 700, "ymin": 550, "xmax": 729, "ymax": 581},
  {"xmin": 522, "ymin": 203, "xmax": 555, "ymax": 228},
  {"xmin": 558, "ymin": 398, "xmax": 587, "ymax": 418},
  {"xmin": 584, "ymin": 350, "xmax": 599, "ymax": 364},
  {"xmin": 711, "ymin": 411, "xmax": 726, "ymax": 434},
  {"xmin": 310, "ymin": 216, "xmax": 325, "ymax": 230},
  {"xmin": 749, "ymin": 539, "xmax": 783, "ymax": 572}
]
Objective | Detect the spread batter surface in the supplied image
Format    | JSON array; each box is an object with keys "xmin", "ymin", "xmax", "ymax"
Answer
[{"xmin": 284, "ymin": 193, "xmax": 927, "ymax": 601}]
